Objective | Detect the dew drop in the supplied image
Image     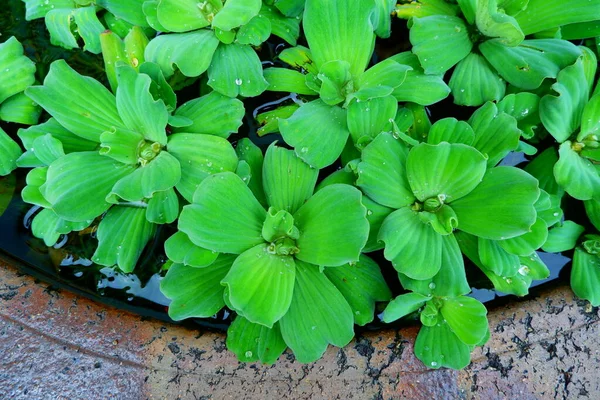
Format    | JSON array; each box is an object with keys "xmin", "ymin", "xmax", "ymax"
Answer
[
  {"xmin": 431, "ymin": 361, "xmax": 438, "ymax": 367},
  {"xmin": 245, "ymin": 351, "xmax": 253, "ymax": 357},
  {"xmin": 428, "ymin": 282, "xmax": 436, "ymax": 289},
  {"xmin": 300, "ymin": 147, "xmax": 308, "ymax": 153},
  {"xmin": 235, "ymin": 78, "xmax": 243, "ymax": 86}
]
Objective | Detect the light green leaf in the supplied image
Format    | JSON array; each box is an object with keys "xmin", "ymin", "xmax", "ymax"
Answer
[
  {"xmin": 0, "ymin": 92, "xmax": 42, "ymax": 125},
  {"xmin": 540, "ymin": 58, "xmax": 589, "ymax": 143},
  {"xmin": 468, "ymin": 101, "xmax": 521, "ymax": 167},
  {"xmin": 396, "ymin": 0, "xmax": 459, "ymax": 19},
  {"xmin": 279, "ymin": 99, "xmax": 349, "ymax": 169},
  {"xmin": 498, "ymin": 218, "xmax": 549, "ymax": 256},
  {"xmin": 72, "ymin": 6, "xmax": 105, "ymax": 54},
  {"xmin": 303, "ymin": 0, "xmax": 375, "ymax": 77},
  {"xmin": 518, "ymin": 252, "xmax": 550, "ymax": 280},
  {"xmin": 451, "ymin": 167, "xmax": 539, "ymax": 240},
  {"xmin": 475, "ymin": 0, "xmax": 524, "ymax": 46},
  {"xmin": 108, "ymin": 151, "xmax": 180, "ymax": 202},
  {"xmin": 578, "ymin": 92, "xmax": 600, "ymax": 143},
  {"xmin": 381, "ymin": 292, "xmax": 429, "ymax": 323},
  {"xmin": 115, "ymin": 65, "xmax": 168, "ymax": 144},
  {"xmin": 208, "ymin": 43, "xmax": 269, "ymax": 98},
  {"xmin": 542, "ymin": 221, "xmax": 585, "ymax": 253},
  {"xmin": 155, "ymin": 0, "xmax": 210, "ymax": 32},
  {"xmin": 554, "ymin": 141, "xmax": 600, "ymax": 201},
  {"xmin": 449, "ymin": 52, "xmax": 505, "ymax": 106},
  {"xmin": 92, "ymin": 206, "xmax": 156, "ymax": 273},
  {"xmin": 407, "ymin": 142, "xmax": 487, "ymax": 203},
  {"xmin": 165, "ymin": 231, "xmax": 218, "ymax": 268},
  {"xmin": 236, "ymin": 138, "xmax": 266, "ymax": 206},
  {"xmin": 173, "ymin": 91, "xmax": 244, "ymax": 138},
  {"xmin": 379, "ymin": 207, "xmax": 443, "ymax": 280},
  {"xmin": 44, "ymin": 9, "xmax": 78, "ymax": 50},
  {"xmin": 0, "ymin": 37, "xmax": 36, "ymax": 104},
  {"xmin": 146, "ymin": 188, "xmax": 179, "ymax": 224},
  {"xmin": 167, "ymin": 133, "xmax": 239, "ymax": 202},
  {"xmin": 356, "ymin": 58, "xmax": 411, "ymax": 99},
  {"xmin": 356, "ymin": 132, "xmax": 414, "ymax": 208},
  {"xmin": 427, "ymin": 118, "xmax": 474, "ymax": 145},
  {"xmin": 324, "ymin": 254, "xmax": 392, "ymax": 326},
  {"xmin": 226, "ymin": 316, "xmax": 287, "ymax": 364},
  {"xmin": 294, "ymin": 184, "xmax": 368, "ymax": 267},
  {"xmin": 99, "ymin": 127, "xmax": 143, "ymax": 165},
  {"xmin": 317, "ymin": 60, "xmax": 352, "ymax": 105},
  {"xmin": 21, "ymin": 167, "xmax": 50, "ymax": 207},
  {"xmin": 409, "ymin": 15, "xmax": 472, "ymax": 75},
  {"xmin": 441, "ymin": 296, "xmax": 488, "ymax": 346},
  {"xmin": 478, "ymin": 237, "xmax": 520, "ymax": 276},
  {"xmin": 497, "ymin": 92, "xmax": 541, "ymax": 139},
  {"xmin": 263, "ymin": 68, "xmax": 318, "ymax": 95},
  {"xmin": 179, "ymin": 172, "xmax": 266, "ymax": 254},
  {"xmin": 144, "ymin": 31, "xmax": 219, "ymax": 78},
  {"xmin": 31, "ymin": 208, "xmax": 91, "ymax": 246},
  {"xmin": 278, "ymin": 45, "xmax": 317, "ymax": 74},
  {"xmin": 262, "ymin": 145, "xmax": 317, "ymax": 215},
  {"xmin": 480, "ymin": 39, "xmax": 581, "ymax": 91},
  {"xmin": 389, "ymin": 52, "xmax": 451, "ymax": 106},
  {"xmin": 524, "ymin": 147, "xmax": 563, "ymax": 197},
  {"xmin": 23, "ymin": 0, "xmax": 75, "ymax": 20},
  {"xmin": 347, "ymin": 95, "xmax": 397, "ymax": 145},
  {"xmin": 161, "ymin": 255, "xmax": 236, "ymax": 319},
  {"xmin": 40, "ymin": 152, "xmax": 135, "ymax": 221},
  {"xmin": 139, "ymin": 62, "xmax": 177, "ymax": 113},
  {"xmin": 222, "ymin": 243, "xmax": 295, "ymax": 327},
  {"xmin": 31, "ymin": 134, "xmax": 65, "ymax": 166},
  {"xmin": 26, "ymin": 60, "xmax": 124, "ymax": 142},
  {"xmin": 0, "ymin": 127, "xmax": 22, "ymax": 176},
  {"xmin": 279, "ymin": 260, "xmax": 354, "ymax": 363},
  {"xmin": 414, "ymin": 322, "xmax": 472, "ymax": 370},
  {"xmin": 96, "ymin": 0, "xmax": 149, "ymax": 27},
  {"xmin": 585, "ymin": 200, "xmax": 600, "ymax": 232},
  {"xmin": 212, "ymin": 0, "xmax": 261, "ymax": 31},
  {"xmin": 259, "ymin": 5, "xmax": 300, "ymax": 46},
  {"xmin": 514, "ymin": 0, "xmax": 600, "ymax": 35},
  {"xmin": 571, "ymin": 247, "xmax": 600, "ymax": 306}
]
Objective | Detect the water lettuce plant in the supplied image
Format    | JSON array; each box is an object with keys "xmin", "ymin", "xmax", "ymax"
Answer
[{"xmin": 3, "ymin": 0, "xmax": 600, "ymax": 369}]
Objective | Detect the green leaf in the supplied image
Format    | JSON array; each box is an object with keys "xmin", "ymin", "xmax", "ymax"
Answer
[
  {"xmin": 519, "ymin": 252, "xmax": 550, "ymax": 280},
  {"xmin": 480, "ymin": 39, "xmax": 581, "ymax": 91},
  {"xmin": 0, "ymin": 172, "xmax": 16, "ymax": 216},
  {"xmin": 427, "ymin": 118, "xmax": 474, "ymax": 145},
  {"xmin": 179, "ymin": 172, "xmax": 266, "ymax": 254},
  {"xmin": 146, "ymin": 188, "xmax": 179, "ymax": 224},
  {"xmin": 40, "ymin": 152, "xmax": 135, "ymax": 221},
  {"xmin": 226, "ymin": 316, "xmax": 287, "ymax": 364},
  {"xmin": 379, "ymin": 207, "xmax": 443, "ymax": 280},
  {"xmin": 31, "ymin": 134, "xmax": 65, "ymax": 166},
  {"xmin": 524, "ymin": 147, "xmax": 563, "ymax": 197},
  {"xmin": 381, "ymin": 292, "xmax": 429, "ymax": 323},
  {"xmin": 0, "ymin": 37, "xmax": 36, "ymax": 103},
  {"xmin": 497, "ymin": 92, "xmax": 541, "ymax": 139},
  {"xmin": 578, "ymin": 92, "xmax": 600, "ymax": 143},
  {"xmin": 279, "ymin": 260, "xmax": 354, "ymax": 363},
  {"xmin": 409, "ymin": 15, "xmax": 472, "ymax": 75},
  {"xmin": 222, "ymin": 244, "xmax": 295, "ymax": 327},
  {"xmin": 161, "ymin": 255, "xmax": 236, "ymax": 319},
  {"xmin": 262, "ymin": 144, "xmax": 318, "ymax": 215},
  {"xmin": 294, "ymin": 184, "xmax": 368, "ymax": 267},
  {"xmin": 399, "ymin": 233, "xmax": 470, "ymax": 298},
  {"xmin": 207, "ymin": 43, "xmax": 269, "ymax": 98},
  {"xmin": 396, "ymin": 0, "xmax": 459, "ymax": 19},
  {"xmin": 0, "ymin": 127, "xmax": 22, "ymax": 176},
  {"xmin": 542, "ymin": 221, "xmax": 585, "ymax": 253},
  {"xmin": 478, "ymin": 237, "xmax": 520, "ymax": 276},
  {"xmin": 274, "ymin": 0, "xmax": 305, "ymax": 17},
  {"xmin": 26, "ymin": 60, "xmax": 124, "ymax": 143},
  {"xmin": 468, "ymin": 101, "xmax": 521, "ymax": 167},
  {"xmin": 92, "ymin": 206, "xmax": 156, "ymax": 273},
  {"xmin": 44, "ymin": 9, "xmax": 78, "ymax": 50},
  {"xmin": 99, "ymin": 127, "xmax": 143, "ymax": 165},
  {"xmin": 23, "ymin": 0, "xmax": 75, "ymax": 20},
  {"xmin": 259, "ymin": 5, "xmax": 300, "ymax": 46},
  {"xmin": 22, "ymin": 167, "xmax": 50, "ymax": 208},
  {"xmin": 324, "ymin": 254, "xmax": 392, "ymax": 326},
  {"xmin": 108, "ymin": 151, "xmax": 180, "ymax": 202},
  {"xmin": 449, "ymin": 52, "xmax": 505, "ymax": 106},
  {"xmin": 173, "ymin": 91, "xmax": 244, "ymax": 138},
  {"xmin": 279, "ymin": 100, "xmax": 349, "ymax": 169},
  {"xmin": 155, "ymin": 0, "xmax": 210, "ymax": 32},
  {"xmin": 303, "ymin": 0, "xmax": 375, "ymax": 77},
  {"xmin": 407, "ymin": 142, "xmax": 487, "ymax": 203},
  {"xmin": 212, "ymin": 0, "xmax": 261, "ymax": 31},
  {"xmin": 72, "ymin": 6, "xmax": 105, "ymax": 54},
  {"xmin": 139, "ymin": 62, "xmax": 177, "ymax": 113},
  {"xmin": 31, "ymin": 208, "xmax": 92, "ymax": 246},
  {"xmin": 115, "ymin": 65, "xmax": 168, "ymax": 144},
  {"xmin": 514, "ymin": 0, "xmax": 600, "ymax": 35},
  {"xmin": 441, "ymin": 297, "xmax": 488, "ymax": 346},
  {"xmin": 585, "ymin": 199, "xmax": 600, "ymax": 232},
  {"xmin": 165, "ymin": 231, "xmax": 218, "ymax": 268},
  {"xmin": 263, "ymin": 68, "xmax": 317, "ymax": 95},
  {"xmin": 317, "ymin": 60, "xmax": 352, "ymax": 106},
  {"xmin": 355, "ymin": 58, "xmax": 411, "ymax": 99},
  {"xmin": 540, "ymin": 57, "xmax": 589, "ymax": 143},
  {"xmin": 571, "ymin": 247, "xmax": 600, "ymax": 306},
  {"xmin": 347, "ymin": 95, "xmax": 397, "ymax": 146},
  {"xmin": 554, "ymin": 141, "xmax": 600, "ymax": 201},
  {"xmin": 278, "ymin": 45, "xmax": 317, "ymax": 74},
  {"xmin": 0, "ymin": 92, "xmax": 41, "ymax": 125},
  {"xmin": 451, "ymin": 166, "xmax": 539, "ymax": 240},
  {"xmin": 498, "ymin": 218, "xmax": 549, "ymax": 256},
  {"xmin": 414, "ymin": 322, "xmax": 472, "ymax": 370},
  {"xmin": 561, "ymin": 20, "xmax": 600, "ymax": 40},
  {"xmin": 167, "ymin": 133, "xmax": 239, "ymax": 202},
  {"xmin": 356, "ymin": 132, "xmax": 414, "ymax": 208},
  {"xmin": 144, "ymin": 31, "xmax": 219, "ymax": 78},
  {"xmin": 96, "ymin": 0, "xmax": 149, "ymax": 27},
  {"xmin": 475, "ymin": 0, "xmax": 524, "ymax": 46},
  {"xmin": 236, "ymin": 138, "xmax": 266, "ymax": 206}
]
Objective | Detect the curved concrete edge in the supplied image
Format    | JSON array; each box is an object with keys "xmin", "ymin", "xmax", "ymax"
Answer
[{"xmin": 1, "ymin": 255, "xmax": 599, "ymax": 399}]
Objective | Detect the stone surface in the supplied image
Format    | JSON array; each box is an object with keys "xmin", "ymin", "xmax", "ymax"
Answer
[{"xmin": 1, "ymin": 253, "xmax": 599, "ymax": 399}]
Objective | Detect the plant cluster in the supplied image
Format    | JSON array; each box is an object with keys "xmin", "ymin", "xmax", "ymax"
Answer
[{"xmin": 1, "ymin": 0, "xmax": 600, "ymax": 368}]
